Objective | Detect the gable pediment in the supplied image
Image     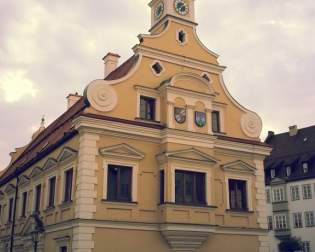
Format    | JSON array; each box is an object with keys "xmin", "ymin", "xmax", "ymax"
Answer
[
  {"xmin": 42, "ymin": 158, "xmax": 57, "ymax": 171},
  {"xmin": 18, "ymin": 175, "xmax": 30, "ymax": 187},
  {"xmin": 57, "ymin": 147, "xmax": 77, "ymax": 163},
  {"xmin": 157, "ymin": 148, "xmax": 218, "ymax": 165},
  {"xmin": 221, "ymin": 160, "xmax": 256, "ymax": 175},
  {"xmin": 4, "ymin": 183, "xmax": 16, "ymax": 194},
  {"xmin": 21, "ymin": 214, "xmax": 45, "ymax": 236},
  {"xmin": 100, "ymin": 144, "xmax": 145, "ymax": 160},
  {"xmin": 30, "ymin": 166, "xmax": 43, "ymax": 179}
]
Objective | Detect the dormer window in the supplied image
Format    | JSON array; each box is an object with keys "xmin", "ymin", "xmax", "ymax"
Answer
[
  {"xmin": 177, "ymin": 30, "xmax": 187, "ymax": 44},
  {"xmin": 140, "ymin": 96, "xmax": 156, "ymax": 121},
  {"xmin": 303, "ymin": 163, "xmax": 309, "ymax": 173},
  {"xmin": 271, "ymin": 169, "xmax": 275, "ymax": 179},
  {"xmin": 151, "ymin": 61, "xmax": 163, "ymax": 75},
  {"xmin": 286, "ymin": 166, "xmax": 291, "ymax": 177}
]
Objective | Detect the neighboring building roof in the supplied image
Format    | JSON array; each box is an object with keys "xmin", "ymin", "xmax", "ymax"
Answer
[
  {"xmin": 264, "ymin": 125, "xmax": 315, "ymax": 184},
  {"xmin": 0, "ymin": 98, "xmax": 87, "ymax": 185}
]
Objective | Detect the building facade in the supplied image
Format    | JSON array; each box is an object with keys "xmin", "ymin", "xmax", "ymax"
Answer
[
  {"xmin": 0, "ymin": 1, "xmax": 271, "ymax": 251},
  {"xmin": 265, "ymin": 126, "xmax": 315, "ymax": 252}
]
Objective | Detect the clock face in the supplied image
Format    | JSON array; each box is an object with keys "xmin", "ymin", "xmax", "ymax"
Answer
[
  {"xmin": 174, "ymin": 0, "xmax": 189, "ymax": 16},
  {"xmin": 155, "ymin": 2, "xmax": 164, "ymax": 19}
]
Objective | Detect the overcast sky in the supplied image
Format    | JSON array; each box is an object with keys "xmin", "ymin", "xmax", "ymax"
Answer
[{"xmin": 0, "ymin": 0, "xmax": 315, "ymax": 170}]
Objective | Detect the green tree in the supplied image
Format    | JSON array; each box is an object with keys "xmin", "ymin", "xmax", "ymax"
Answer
[{"xmin": 278, "ymin": 237, "xmax": 302, "ymax": 252}]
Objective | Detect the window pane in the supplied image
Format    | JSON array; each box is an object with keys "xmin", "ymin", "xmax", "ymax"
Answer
[
  {"xmin": 108, "ymin": 166, "xmax": 118, "ymax": 200},
  {"xmin": 64, "ymin": 169, "xmax": 73, "ymax": 202},
  {"xmin": 49, "ymin": 177, "xmax": 56, "ymax": 207},
  {"xmin": 22, "ymin": 192, "xmax": 27, "ymax": 217},
  {"xmin": 184, "ymin": 173, "xmax": 193, "ymax": 204},
  {"xmin": 229, "ymin": 180, "xmax": 247, "ymax": 210},
  {"xmin": 140, "ymin": 96, "xmax": 155, "ymax": 121},
  {"xmin": 175, "ymin": 172, "xmax": 184, "ymax": 204},
  {"xmin": 120, "ymin": 167, "xmax": 132, "ymax": 201},
  {"xmin": 196, "ymin": 173, "xmax": 205, "ymax": 204},
  {"xmin": 35, "ymin": 184, "xmax": 41, "ymax": 212},
  {"xmin": 160, "ymin": 170, "xmax": 164, "ymax": 204},
  {"xmin": 212, "ymin": 111, "xmax": 220, "ymax": 133}
]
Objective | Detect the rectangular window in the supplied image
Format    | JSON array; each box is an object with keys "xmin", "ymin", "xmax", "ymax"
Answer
[
  {"xmin": 107, "ymin": 165, "xmax": 132, "ymax": 202},
  {"xmin": 293, "ymin": 212, "xmax": 303, "ymax": 228},
  {"xmin": 286, "ymin": 166, "xmax": 291, "ymax": 177},
  {"xmin": 302, "ymin": 184, "xmax": 312, "ymax": 200},
  {"xmin": 266, "ymin": 189, "xmax": 271, "ymax": 203},
  {"xmin": 140, "ymin": 96, "xmax": 156, "ymax": 121},
  {"xmin": 60, "ymin": 246, "xmax": 68, "ymax": 252},
  {"xmin": 228, "ymin": 179, "xmax": 248, "ymax": 211},
  {"xmin": 274, "ymin": 215, "xmax": 288, "ymax": 230},
  {"xmin": 267, "ymin": 216, "xmax": 273, "ymax": 230},
  {"xmin": 21, "ymin": 192, "xmax": 28, "ymax": 217},
  {"xmin": 48, "ymin": 177, "xmax": 56, "ymax": 207},
  {"xmin": 8, "ymin": 198, "xmax": 14, "ymax": 223},
  {"xmin": 64, "ymin": 169, "xmax": 73, "ymax": 203},
  {"xmin": 305, "ymin": 211, "xmax": 315, "ymax": 227},
  {"xmin": 175, "ymin": 170, "xmax": 206, "ymax": 205},
  {"xmin": 0, "ymin": 204, "xmax": 2, "ymax": 222},
  {"xmin": 212, "ymin": 111, "xmax": 220, "ymax": 133},
  {"xmin": 303, "ymin": 163, "xmax": 309, "ymax": 173},
  {"xmin": 290, "ymin": 186, "xmax": 300, "ymax": 201},
  {"xmin": 271, "ymin": 169, "xmax": 275, "ymax": 179},
  {"xmin": 34, "ymin": 184, "xmax": 41, "ymax": 212},
  {"xmin": 273, "ymin": 187, "xmax": 285, "ymax": 202},
  {"xmin": 160, "ymin": 170, "xmax": 165, "ymax": 204},
  {"xmin": 303, "ymin": 241, "xmax": 311, "ymax": 252}
]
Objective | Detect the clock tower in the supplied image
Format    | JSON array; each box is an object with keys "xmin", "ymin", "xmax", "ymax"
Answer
[{"xmin": 149, "ymin": 0, "xmax": 196, "ymax": 30}]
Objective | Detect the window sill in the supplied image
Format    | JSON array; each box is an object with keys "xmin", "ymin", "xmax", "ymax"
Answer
[
  {"xmin": 44, "ymin": 206, "xmax": 56, "ymax": 213},
  {"xmin": 135, "ymin": 118, "xmax": 162, "ymax": 125},
  {"xmin": 101, "ymin": 199, "xmax": 138, "ymax": 207},
  {"xmin": 213, "ymin": 132, "xmax": 227, "ymax": 136},
  {"xmin": 160, "ymin": 202, "xmax": 217, "ymax": 210},
  {"xmin": 226, "ymin": 209, "xmax": 254, "ymax": 215},
  {"xmin": 59, "ymin": 201, "xmax": 73, "ymax": 209}
]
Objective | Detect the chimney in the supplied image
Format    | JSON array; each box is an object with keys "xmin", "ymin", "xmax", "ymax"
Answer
[
  {"xmin": 103, "ymin": 52, "xmax": 120, "ymax": 78},
  {"xmin": 289, "ymin": 125, "xmax": 298, "ymax": 136},
  {"xmin": 67, "ymin": 92, "xmax": 81, "ymax": 109}
]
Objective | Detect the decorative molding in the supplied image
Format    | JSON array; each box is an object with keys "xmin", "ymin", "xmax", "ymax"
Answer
[
  {"xmin": 29, "ymin": 166, "xmax": 43, "ymax": 179},
  {"xmin": 157, "ymin": 148, "xmax": 218, "ymax": 165},
  {"xmin": 161, "ymin": 229, "xmax": 210, "ymax": 252},
  {"xmin": 18, "ymin": 175, "xmax": 30, "ymax": 187},
  {"xmin": 100, "ymin": 143, "xmax": 145, "ymax": 161},
  {"xmin": 241, "ymin": 112, "xmax": 263, "ymax": 139},
  {"xmin": 4, "ymin": 183, "xmax": 16, "ymax": 194},
  {"xmin": 57, "ymin": 147, "xmax": 77, "ymax": 163},
  {"xmin": 86, "ymin": 80, "xmax": 118, "ymax": 112},
  {"xmin": 42, "ymin": 158, "xmax": 57, "ymax": 171},
  {"xmin": 221, "ymin": 160, "xmax": 256, "ymax": 175}
]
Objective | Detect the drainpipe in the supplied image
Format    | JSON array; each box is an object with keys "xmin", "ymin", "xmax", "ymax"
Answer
[{"xmin": 9, "ymin": 175, "xmax": 19, "ymax": 252}]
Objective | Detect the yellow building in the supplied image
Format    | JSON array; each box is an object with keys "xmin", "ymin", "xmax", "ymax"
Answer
[{"xmin": 0, "ymin": 0, "xmax": 272, "ymax": 251}]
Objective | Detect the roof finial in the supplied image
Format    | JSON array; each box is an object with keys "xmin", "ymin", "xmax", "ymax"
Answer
[{"xmin": 40, "ymin": 115, "xmax": 45, "ymax": 128}]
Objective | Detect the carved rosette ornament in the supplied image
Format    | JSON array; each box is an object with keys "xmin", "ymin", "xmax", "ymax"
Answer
[
  {"xmin": 86, "ymin": 80, "xmax": 118, "ymax": 112},
  {"xmin": 241, "ymin": 112, "xmax": 262, "ymax": 138}
]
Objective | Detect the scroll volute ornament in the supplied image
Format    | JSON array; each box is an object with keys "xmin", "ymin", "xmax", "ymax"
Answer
[
  {"xmin": 241, "ymin": 112, "xmax": 262, "ymax": 138},
  {"xmin": 86, "ymin": 80, "xmax": 118, "ymax": 112}
]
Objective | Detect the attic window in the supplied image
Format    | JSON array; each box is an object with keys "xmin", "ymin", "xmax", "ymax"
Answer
[
  {"xmin": 271, "ymin": 169, "xmax": 275, "ymax": 179},
  {"xmin": 286, "ymin": 166, "xmax": 291, "ymax": 177},
  {"xmin": 303, "ymin": 163, "xmax": 309, "ymax": 173},
  {"xmin": 177, "ymin": 30, "xmax": 187, "ymax": 44},
  {"xmin": 151, "ymin": 61, "xmax": 164, "ymax": 75}
]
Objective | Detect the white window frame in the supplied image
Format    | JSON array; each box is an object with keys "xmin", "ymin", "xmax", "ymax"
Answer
[
  {"xmin": 267, "ymin": 216, "xmax": 273, "ymax": 230},
  {"xmin": 135, "ymin": 86, "xmax": 161, "ymax": 122},
  {"xmin": 271, "ymin": 169, "xmax": 275, "ymax": 179},
  {"xmin": 224, "ymin": 174, "xmax": 253, "ymax": 211},
  {"xmin": 46, "ymin": 173, "xmax": 57, "ymax": 208},
  {"xmin": 170, "ymin": 165, "xmax": 213, "ymax": 206},
  {"xmin": 302, "ymin": 241, "xmax": 311, "ymax": 252},
  {"xmin": 273, "ymin": 187, "xmax": 285, "ymax": 202},
  {"xmin": 302, "ymin": 162, "xmax": 309, "ymax": 173},
  {"xmin": 150, "ymin": 60, "xmax": 165, "ymax": 76},
  {"xmin": 61, "ymin": 166, "xmax": 74, "ymax": 204},
  {"xmin": 292, "ymin": 212, "xmax": 303, "ymax": 228},
  {"xmin": 304, "ymin": 211, "xmax": 315, "ymax": 227},
  {"xmin": 302, "ymin": 184, "xmax": 312, "ymax": 200},
  {"xmin": 103, "ymin": 159, "xmax": 138, "ymax": 203},
  {"xmin": 290, "ymin": 185, "xmax": 300, "ymax": 201},
  {"xmin": 286, "ymin": 166, "xmax": 291, "ymax": 177},
  {"xmin": 274, "ymin": 214, "xmax": 288, "ymax": 230}
]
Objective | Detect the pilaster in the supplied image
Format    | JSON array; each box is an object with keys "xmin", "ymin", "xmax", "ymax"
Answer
[
  {"xmin": 73, "ymin": 132, "xmax": 99, "ymax": 252},
  {"xmin": 254, "ymin": 159, "xmax": 270, "ymax": 252},
  {"xmin": 187, "ymin": 105, "xmax": 195, "ymax": 132}
]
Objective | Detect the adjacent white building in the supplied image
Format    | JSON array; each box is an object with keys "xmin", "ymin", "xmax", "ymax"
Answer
[{"xmin": 265, "ymin": 126, "xmax": 315, "ymax": 252}]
